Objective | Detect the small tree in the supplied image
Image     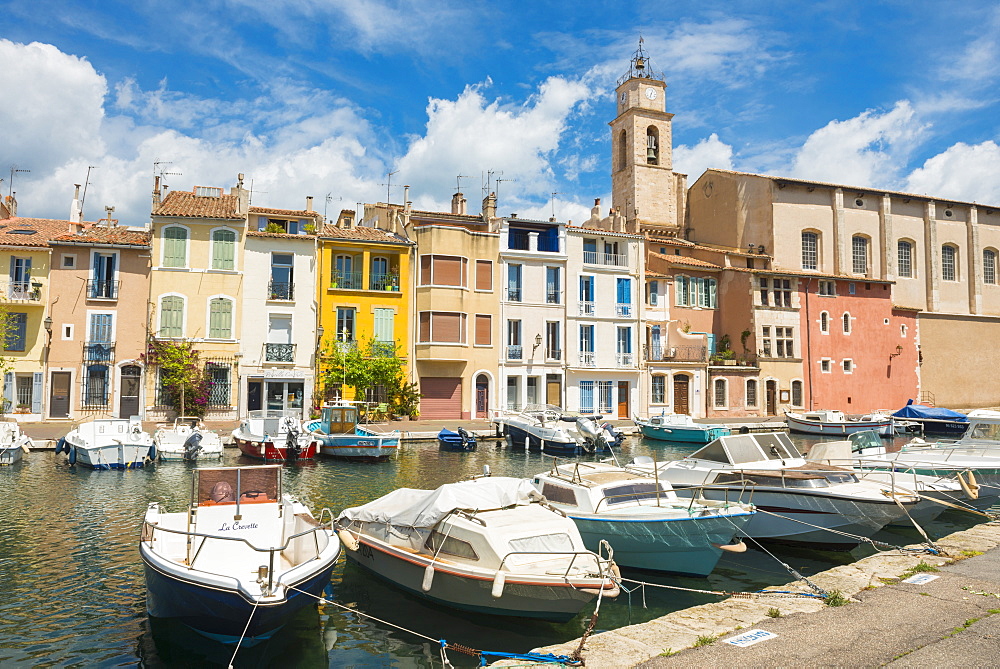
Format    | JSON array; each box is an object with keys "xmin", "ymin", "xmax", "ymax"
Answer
[
  {"xmin": 0, "ymin": 307, "xmax": 13, "ymax": 414},
  {"xmin": 143, "ymin": 339, "xmax": 211, "ymax": 417},
  {"xmin": 319, "ymin": 336, "xmax": 411, "ymax": 410}
]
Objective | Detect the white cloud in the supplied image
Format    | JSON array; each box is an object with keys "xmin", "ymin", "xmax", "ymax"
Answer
[
  {"xmin": 674, "ymin": 133, "xmax": 733, "ymax": 181},
  {"xmin": 905, "ymin": 141, "xmax": 1000, "ymax": 204},
  {"xmin": 790, "ymin": 101, "xmax": 929, "ymax": 189}
]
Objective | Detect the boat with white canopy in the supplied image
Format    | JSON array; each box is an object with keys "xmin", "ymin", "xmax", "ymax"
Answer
[{"xmin": 154, "ymin": 417, "xmax": 224, "ymax": 461}]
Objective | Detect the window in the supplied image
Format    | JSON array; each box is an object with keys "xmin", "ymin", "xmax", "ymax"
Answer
[
  {"xmin": 270, "ymin": 254, "xmax": 294, "ymax": 300},
  {"xmin": 848, "ymin": 282, "xmax": 856, "ymax": 294},
  {"xmin": 843, "ymin": 312, "xmax": 851, "ymax": 334},
  {"xmin": 618, "ymin": 129, "xmax": 628, "ymax": 171},
  {"xmin": 651, "ymin": 376, "xmax": 665, "ymax": 404},
  {"xmin": 420, "ymin": 255, "xmax": 467, "ymax": 287},
  {"xmin": 545, "ymin": 321, "xmax": 561, "ymax": 360},
  {"xmin": 418, "ymin": 312, "xmax": 466, "ymax": 343},
  {"xmin": 474, "ymin": 314, "xmax": 492, "ymax": 346},
  {"xmin": 507, "ymin": 320, "xmax": 522, "ymax": 360},
  {"xmin": 616, "ymin": 278, "xmax": 632, "ymax": 316},
  {"xmin": 508, "ymin": 228, "xmax": 530, "ymax": 251},
  {"xmin": 579, "ymin": 275, "xmax": 595, "ymax": 314},
  {"xmin": 597, "ymin": 380, "xmax": 614, "ymax": 413},
  {"xmin": 546, "ymin": 267, "xmax": 560, "ymax": 304},
  {"xmin": 91, "ymin": 252, "xmax": 117, "ymax": 299},
  {"xmin": 820, "ymin": 312, "xmax": 829, "ymax": 333},
  {"xmin": 159, "ymin": 296, "xmax": 183, "ymax": 337},
  {"xmin": 579, "ymin": 325, "xmax": 594, "ymax": 365},
  {"xmin": 580, "ymin": 380, "xmax": 594, "ymax": 413},
  {"xmin": 941, "ymin": 245, "xmax": 957, "ymax": 281},
  {"xmin": 212, "ymin": 229, "xmax": 236, "ymax": 270},
  {"xmin": 208, "ymin": 298, "xmax": 233, "ymax": 339},
  {"xmin": 677, "ymin": 276, "xmax": 717, "ymax": 308},
  {"xmin": 526, "ymin": 376, "xmax": 539, "ymax": 405},
  {"xmin": 336, "ymin": 307, "xmax": 356, "ymax": 341},
  {"xmin": 713, "ymin": 378, "xmax": 727, "ymax": 408},
  {"xmin": 898, "ymin": 240, "xmax": 913, "ymax": 278},
  {"xmin": 648, "ymin": 280, "xmax": 659, "ymax": 306},
  {"xmin": 984, "ymin": 249, "xmax": 997, "ymax": 285},
  {"xmin": 207, "ymin": 363, "xmax": 231, "ymax": 406},
  {"xmin": 775, "ymin": 327, "xmax": 794, "ymax": 358},
  {"xmin": 758, "ymin": 277, "xmax": 769, "ymax": 305},
  {"xmin": 8, "ymin": 257, "xmax": 31, "ymax": 299},
  {"xmin": 843, "ymin": 359, "xmax": 853, "ymax": 374},
  {"xmin": 772, "ymin": 278, "xmax": 791, "ymax": 307},
  {"xmin": 89, "ymin": 313, "xmax": 112, "ymax": 343},
  {"xmin": 506, "ymin": 264, "xmax": 522, "ymax": 301},
  {"xmin": 646, "ymin": 126, "xmax": 659, "ymax": 165},
  {"xmin": 476, "ymin": 260, "xmax": 492, "ymax": 291},
  {"xmin": 195, "ymin": 186, "xmax": 222, "ymax": 198},
  {"xmin": 83, "ymin": 365, "xmax": 109, "ymax": 407},
  {"xmin": 746, "ymin": 379, "xmax": 758, "ymax": 407},
  {"xmin": 62, "ymin": 254, "xmax": 76, "ymax": 269},
  {"xmin": 4, "ymin": 313, "xmax": 27, "ymax": 351},
  {"xmin": 259, "ymin": 217, "xmax": 298, "ymax": 234},
  {"xmin": 852, "ymin": 235, "xmax": 869, "ymax": 275},
  {"xmin": 818, "ymin": 280, "xmax": 835, "ymax": 296},
  {"xmin": 760, "ymin": 326, "xmax": 771, "ymax": 357},
  {"xmin": 677, "ymin": 276, "xmax": 690, "ymax": 305},
  {"xmin": 373, "ymin": 308, "xmax": 395, "ymax": 353},
  {"xmin": 801, "ymin": 231, "xmax": 818, "ymax": 270},
  {"xmin": 821, "ymin": 359, "xmax": 831, "ymax": 373},
  {"xmin": 791, "ymin": 380, "xmax": 803, "ymax": 407},
  {"xmin": 162, "ymin": 226, "xmax": 188, "ymax": 267},
  {"xmin": 616, "ymin": 326, "xmax": 632, "ymax": 365},
  {"xmin": 266, "ymin": 315, "xmax": 293, "ymax": 362}
]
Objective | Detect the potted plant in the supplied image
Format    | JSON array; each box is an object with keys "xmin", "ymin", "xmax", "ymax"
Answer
[
  {"xmin": 391, "ymin": 381, "xmax": 421, "ymax": 421},
  {"xmin": 15, "ymin": 403, "xmax": 30, "ymax": 414}
]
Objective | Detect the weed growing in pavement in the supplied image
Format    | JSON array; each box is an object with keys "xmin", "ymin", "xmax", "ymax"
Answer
[
  {"xmin": 767, "ymin": 607, "xmax": 781, "ymax": 618},
  {"xmin": 693, "ymin": 634, "xmax": 717, "ymax": 647},
  {"xmin": 899, "ymin": 562, "xmax": 939, "ymax": 580},
  {"xmin": 659, "ymin": 648, "xmax": 677, "ymax": 657}
]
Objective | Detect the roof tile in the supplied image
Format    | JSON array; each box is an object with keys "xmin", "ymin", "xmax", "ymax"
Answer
[{"xmin": 154, "ymin": 190, "xmax": 243, "ymax": 219}]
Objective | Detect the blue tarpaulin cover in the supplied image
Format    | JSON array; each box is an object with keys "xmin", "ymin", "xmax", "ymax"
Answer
[{"xmin": 892, "ymin": 401, "xmax": 968, "ymax": 422}]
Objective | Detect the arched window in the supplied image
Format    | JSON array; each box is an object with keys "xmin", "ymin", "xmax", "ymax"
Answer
[
  {"xmin": 745, "ymin": 379, "xmax": 758, "ymax": 407},
  {"xmin": 162, "ymin": 226, "xmax": 188, "ymax": 267},
  {"xmin": 852, "ymin": 235, "xmax": 869, "ymax": 275},
  {"xmin": 618, "ymin": 129, "xmax": 627, "ymax": 171},
  {"xmin": 713, "ymin": 378, "xmax": 727, "ymax": 409},
  {"xmin": 208, "ymin": 297, "xmax": 233, "ymax": 339},
  {"xmin": 646, "ymin": 126, "xmax": 659, "ymax": 165},
  {"xmin": 843, "ymin": 312, "xmax": 851, "ymax": 334},
  {"xmin": 801, "ymin": 231, "xmax": 818, "ymax": 270},
  {"xmin": 820, "ymin": 311, "xmax": 829, "ymax": 333},
  {"xmin": 791, "ymin": 380, "xmax": 803, "ymax": 407},
  {"xmin": 211, "ymin": 228, "xmax": 236, "ymax": 270},
  {"xmin": 984, "ymin": 249, "xmax": 997, "ymax": 285},
  {"xmin": 941, "ymin": 245, "xmax": 958, "ymax": 281},
  {"xmin": 159, "ymin": 295, "xmax": 184, "ymax": 337},
  {"xmin": 897, "ymin": 240, "xmax": 914, "ymax": 278}
]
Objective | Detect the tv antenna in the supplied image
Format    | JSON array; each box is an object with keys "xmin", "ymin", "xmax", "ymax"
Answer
[
  {"xmin": 495, "ymin": 173, "xmax": 516, "ymax": 204},
  {"xmin": 324, "ymin": 192, "xmax": 342, "ymax": 223},
  {"xmin": 8, "ymin": 166, "xmax": 30, "ymax": 198},
  {"xmin": 80, "ymin": 165, "xmax": 98, "ymax": 208},
  {"xmin": 248, "ymin": 179, "xmax": 266, "ymax": 205},
  {"xmin": 379, "ymin": 169, "xmax": 399, "ymax": 204},
  {"xmin": 550, "ymin": 191, "xmax": 562, "ymax": 219},
  {"xmin": 153, "ymin": 160, "xmax": 182, "ymax": 189},
  {"xmin": 455, "ymin": 174, "xmax": 470, "ymax": 192}
]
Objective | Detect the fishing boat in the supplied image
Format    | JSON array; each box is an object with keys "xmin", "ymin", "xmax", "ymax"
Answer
[
  {"xmin": 530, "ymin": 460, "xmax": 755, "ymax": 575},
  {"xmin": 232, "ymin": 410, "xmax": 319, "ymax": 462},
  {"xmin": 437, "ymin": 427, "xmax": 477, "ymax": 452},
  {"xmin": 56, "ymin": 417, "xmax": 155, "ymax": 469},
  {"xmin": 633, "ymin": 411, "xmax": 730, "ymax": 443},
  {"xmin": 0, "ymin": 418, "xmax": 32, "ymax": 465},
  {"xmin": 140, "ymin": 465, "xmax": 341, "ymax": 646},
  {"xmin": 891, "ymin": 400, "xmax": 968, "ymax": 436},
  {"xmin": 303, "ymin": 405, "xmax": 399, "ymax": 462},
  {"xmin": 336, "ymin": 476, "xmax": 620, "ymax": 621},
  {"xmin": 635, "ymin": 432, "xmax": 921, "ymax": 546},
  {"xmin": 492, "ymin": 404, "xmax": 622, "ymax": 454},
  {"xmin": 154, "ymin": 417, "xmax": 225, "ymax": 461},
  {"xmin": 784, "ymin": 409, "xmax": 894, "ymax": 437}
]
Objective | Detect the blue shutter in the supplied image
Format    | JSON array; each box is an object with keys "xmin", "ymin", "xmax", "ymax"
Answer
[
  {"xmin": 258, "ymin": 216, "xmax": 267, "ymax": 231},
  {"xmin": 31, "ymin": 372, "xmax": 42, "ymax": 413},
  {"xmin": 3, "ymin": 372, "xmax": 12, "ymax": 412}
]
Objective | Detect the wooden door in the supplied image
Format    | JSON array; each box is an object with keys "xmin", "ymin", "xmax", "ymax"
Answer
[
  {"xmin": 672, "ymin": 375, "xmax": 689, "ymax": 415},
  {"xmin": 119, "ymin": 365, "xmax": 141, "ymax": 418},
  {"xmin": 49, "ymin": 372, "xmax": 70, "ymax": 418},
  {"xmin": 617, "ymin": 381, "xmax": 629, "ymax": 419},
  {"xmin": 766, "ymin": 380, "xmax": 777, "ymax": 416},
  {"xmin": 546, "ymin": 375, "xmax": 561, "ymax": 407},
  {"xmin": 475, "ymin": 375, "xmax": 489, "ymax": 418}
]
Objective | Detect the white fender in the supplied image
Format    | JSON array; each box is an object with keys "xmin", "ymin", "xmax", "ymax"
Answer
[
  {"xmin": 491, "ymin": 570, "xmax": 506, "ymax": 598},
  {"xmin": 421, "ymin": 563, "xmax": 435, "ymax": 592},
  {"xmin": 337, "ymin": 529, "xmax": 360, "ymax": 551}
]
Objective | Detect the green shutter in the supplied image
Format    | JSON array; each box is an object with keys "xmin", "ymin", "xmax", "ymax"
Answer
[
  {"xmin": 163, "ymin": 227, "xmax": 187, "ymax": 267},
  {"xmin": 160, "ymin": 296, "xmax": 183, "ymax": 337},
  {"xmin": 373, "ymin": 308, "xmax": 394, "ymax": 342},
  {"xmin": 209, "ymin": 298, "xmax": 232, "ymax": 338},
  {"xmin": 212, "ymin": 229, "xmax": 235, "ymax": 270}
]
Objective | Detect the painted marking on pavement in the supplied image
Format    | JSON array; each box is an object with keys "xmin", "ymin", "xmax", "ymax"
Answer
[
  {"xmin": 901, "ymin": 573, "xmax": 939, "ymax": 585},
  {"xmin": 723, "ymin": 629, "xmax": 778, "ymax": 647}
]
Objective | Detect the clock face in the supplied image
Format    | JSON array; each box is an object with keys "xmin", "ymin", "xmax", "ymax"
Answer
[{"xmin": 645, "ymin": 87, "xmax": 658, "ymax": 100}]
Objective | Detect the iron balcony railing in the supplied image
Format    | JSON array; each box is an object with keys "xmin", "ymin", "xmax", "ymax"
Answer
[
  {"xmin": 643, "ymin": 344, "xmax": 708, "ymax": 363},
  {"xmin": 505, "ymin": 287, "xmax": 522, "ymax": 302},
  {"xmin": 369, "ymin": 273, "xmax": 400, "ymax": 291},
  {"xmin": 331, "ymin": 270, "xmax": 363, "ymax": 290},
  {"xmin": 616, "ymin": 303, "xmax": 632, "ymax": 317},
  {"xmin": 546, "ymin": 348, "xmax": 562, "ymax": 361},
  {"xmin": 546, "ymin": 289, "xmax": 560, "ymax": 304},
  {"xmin": 507, "ymin": 345, "xmax": 523, "ymax": 360},
  {"xmin": 268, "ymin": 280, "xmax": 294, "ymax": 300},
  {"xmin": 582, "ymin": 250, "xmax": 627, "ymax": 267},
  {"xmin": 87, "ymin": 279, "xmax": 120, "ymax": 299},
  {"xmin": 264, "ymin": 343, "xmax": 296, "ymax": 362},
  {"xmin": 616, "ymin": 352, "xmax": 634, "ymax": 367},
  {"xmin": 84, "ymin": 342, "xmax": 115, "ymax": 363},
  {"xmin": 3, "ymin": 281, "xmax": 41, "ymax": 301},
  {"xmin": 579, "ymin": 301, "xmax": 595, "ymax": 316},
  {"xmin": 579, "ymin": 351, "xmax": 595, "ymax": 367}
]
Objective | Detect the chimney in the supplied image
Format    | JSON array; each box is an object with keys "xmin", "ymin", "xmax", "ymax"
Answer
[
  {"xmin": 482, "ymin": 192, "xmax": 497, "ymax": 220},
  {"xmin": 152, "ymin": 175, "xmax": 162, "ymax": 210},
  {"xmin": 338, "ymin": 210, "xmax": 356, "ymax": 229},
  {"xmin": 232, "ymin": 173, "xmax": 249, "ymax": 216},
  {"xmin": 306, "ymin": 195, "xmax": 314, "ymax": 212},
  {"xmin": 451, "ymin": 192, "xmax": 467, "ymax": 215},
  {"xmin": 71, "ymin": 184, "xmax": 83, "ymax": 223}
]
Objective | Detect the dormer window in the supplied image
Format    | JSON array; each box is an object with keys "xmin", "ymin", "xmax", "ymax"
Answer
[
  {"xmin": 260, "ymin": 218, "xmax": 299, "ymax": 234},
  {"xmin": 194, "ymin": 186, "xmax": 222, "ymax": 198}
]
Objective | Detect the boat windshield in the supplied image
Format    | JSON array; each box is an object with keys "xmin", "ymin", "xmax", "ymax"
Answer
[
  {"xmin": 691, "ymin": 432, "xmax": 801, "ymax": 464},
  {"xmin": 966, "ymin": 422, "xmax": 1000, "ymax": 441},
  {"xmin": 603, "ymin": 482, "xmax": 668, "ymax": 505},
  {"xmin": 425, "ymin": 530, "xmax": 479, "ymax": 560},
  {"xmin": 713, "ymin": 470, "xmax": 858, "ymax": 488},
  {"xmin": 848, "ymin": 430, "xmax": 884, "ymax": 453}
]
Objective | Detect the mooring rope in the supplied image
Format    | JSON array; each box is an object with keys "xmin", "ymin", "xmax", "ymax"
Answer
[
  {"xmin": 749, "ymin": 508, "xmax": 940, "ymax": 555},
  {"xmin": 614, "ymin": 575, "xmax": 826, "ymax": 601},
  {"xmin": 228, "ymin": 597, "xmax": 261, "ymax": 669}
]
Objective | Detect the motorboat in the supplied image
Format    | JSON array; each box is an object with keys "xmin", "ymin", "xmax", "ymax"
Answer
[
  {"xmin": 304, "ymin": 405, "xmax": 399, "ymax": 462},
  {"xmin": 634, "ymin": 432, "xmax": 921, "ymax": 546},
  {"xmin": 784, "ymin": 409, "xmax": 894, "ymax": 437},
  {"xmin": 140, "ymin": 465, "xmax": 341, "ymax": 646},
  {"xmin": 56, "ymin": 417, "xmax": 155, "ymax": 470},
  {"xmin": 633, "ymin": 411, "xmax": 730, "ymax": 443},
  {"xmin": 0, "ymin": 418, "xmax": 32, "ymax": 465},
  {"xmin": 530, "ymin": 460, "xmax": 755, "ymax": 576},
  {"xmin": 891, "ymin": 400, "xmax": 968, "ymax": 436},
  {"xmin": 336, "ymin": 476, "xmax": 620, "ymax": 621},
  {"xmin": 492, "ymin": 404, "xmax": 623, "ymax": 454},
  {"xmin": 437, "ymin": 427, "xmax": 477, "ymax": 452},
  {"xmin": 232, "ymin": 410, "xmax": 319, "ymax": 462},
  {"xmin": 154, "ymin": 417, "xmax": 225, "ymax": 461}
]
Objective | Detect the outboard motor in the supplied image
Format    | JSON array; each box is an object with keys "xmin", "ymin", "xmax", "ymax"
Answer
[
  {"xmin": 285, "ymin": 425, "xmax": 302, "ymax": 460},
  {"xmin": 575, "ymin": 416, "xmax": 602, "ymax": 453},
  {"xmin": 457, "ymin": 427, "xmax": 476, "ymax": 450},
  {"xmin": 182, "ymin": 431, "xmax": 204, "ymax": 461}
]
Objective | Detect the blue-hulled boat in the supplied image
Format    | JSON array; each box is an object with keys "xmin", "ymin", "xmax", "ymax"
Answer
[
  {"xmin": 58, "ymin": 417, "xmax": 155, "ymax": 469},
  {"xmin": 140, "ymin": 465, "xmax": 341, "ymax": 646},
  {"xmin": 892, "ymin": 401, "xmax": 968, "ymax": 435},
  {"xmin": 438, "ymin": 427, "xmax": 477, "ymax": 451},
  {"xmin": 304, "ymin": 405, "xmax": 399, "ymax": 462},
  {"xmin": 633, "ymin": 411, "xmax": 730, "ymax": 443}
]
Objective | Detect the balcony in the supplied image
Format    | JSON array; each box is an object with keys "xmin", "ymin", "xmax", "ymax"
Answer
[
  {"xmin": 508, "ymin": 229, "xmax": 530, "ymax": 250},
  {"xmin": 264, "ymin": 343, "xmax": 296, "ymax": 362},
  {"xmin": 84, "ymin": 342, "xmax": 115, "ymax": 363},
  {"xmin": 505, "ymin": 287, "xmax": 522, "ymax": 302},
  {"xmin": 369, "ymin": 273, "xmax": 400, "ymax": 291},
  {"xmin": 87, "ymin": 279, "xmax": 119, "ymax": 300},
  {"xmin": 507, "ymin": 345, "xmax": 523, "ymax": 360},
  {"xmin": 546, "ymin": 348, "xmax": 562, "ymax": 361},
  {"xmin": 644, "ymin": 344, "xmax": 708, "ymax": 363},
  {"xmin": 3, "ymin": 281, "xmax": 41, "ymax": 302},
  {"xmin": 268, "ymin": 280, "xmax": 294, "ymax": 300},
  {"xmin": 616, "ymin": 352, "xmax": 634, "ymax": 367},
  {"xmin": 579, "ymin": 301, "xmax": 595, "ymax": 316},
  {"xmin": 579, "ymin": 351, "xmax": 595, "ymax": 367},
  {"xmin": 582, "ymin": 251, "xmax": 627, "ymax": 267},
  {"xmin": 546, "ymin": 290, "xmax": 560, "ymax": 304},
  {"xmin": 616, "ymin": 303, "xmax": 632, "ymax": 317},
  {"xmin": 331, "ymin": 270, "xmax": 363, "ymax": 290}
]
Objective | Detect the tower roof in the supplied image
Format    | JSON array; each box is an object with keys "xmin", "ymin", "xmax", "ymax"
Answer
[{"xmin": 617, "ymin": 38, "xmax": 664, "ymax": 86}]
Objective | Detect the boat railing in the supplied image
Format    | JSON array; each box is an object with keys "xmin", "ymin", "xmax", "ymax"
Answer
[
  {"xmin": 141, "ymin": 519, "xmax": 332, "ymax": 596},
  {"xmin": 495, "ymin": 549, "xmax": 611, "ymax": 582}
]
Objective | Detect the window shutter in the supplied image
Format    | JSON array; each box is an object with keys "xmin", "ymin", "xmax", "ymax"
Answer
[
  {"xmin": 709, "ymin": 279, "xmax": 717, "ymax": 308},
  {"xmin": 213, "ymin": 230, "xmax": 235, "ymax": 270},
  {"xmin": 475, "ymin": 314, "xmax": 492, "ymax": 346},
  {"xmin": 163, "ymin": 227, "xmax": 186, "ymax": 267},
  {"xmin": 373, "ymin": 308, "xmax": 394, "ymax": 342},
  {"xmin": 31, "ymin": 372, "xmax": 43, "ymax": 414},
  {"xmin": 209, "ymin": 298, "xmax": 232, "ymax": 338},
  {"xmin": 418, "ymin": 312, "xmax": 431, "ymax": 342},
  {"xmin": 433, "ymin": 256, "xmax": 463, "ymax": 286},
  {"xmin": 3, "ymin": 372, "xmax": 12, "ymax": 411},
  {"xmin": 161, "ymin": 297, "xmax": 183, "ymax": 336},
  {"xmin": 476, "ymin": 260, "xmax": 492, "ymax": 290},
  {"xmin": 420, "ymin": 256, "xmax": 432, "ymax": 284},
  {"xmin": 432, "ymin": 312, "xmax": 464, "ymax": 343},
  {"xmin": 90, "ymin": 314, "xmax": 112, "ymax": 343}
]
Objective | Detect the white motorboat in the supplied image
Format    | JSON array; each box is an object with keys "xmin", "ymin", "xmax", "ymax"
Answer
[
  {"xmin": 336, "ymin": 476, "xmax": 620, "ymax": 621},
  {"xmin": 154, "ymin": 417, "xmax": 224, "ymax": 461},
  {"xmin": 530, "ymin": 460, "xmax": 754, "ymax": 576},
  {"xmin": 785, "ymin": 409, "xmax": 894, "ymax": 437},
  {"xmin": 140, "ymin": 465, "xmax": 341, "ymax": 645},
  {"xmin": 304, "ymin": 405, "xmax": 400, "ymax": 462},
  {"xmin": 56, "ymin": 417, "xmax": 155, "ymax": 469},
  {"xmin": 0, "ymin": 418, "xmax": 32, "ymax": 465},
  {"xmin": 635, "ymin": 432, "xmax": 921, "ymax": 546},
  {"xmin": 633, "ymin": 411, "xmax": 730, "ymax": 443},
  {"xmin": 232, "ymin": 410, "xmax": 319, "ymax": 462},
  {"xmin": 492, "ymin": 404, "xmax": 623, "ymax": 454}
]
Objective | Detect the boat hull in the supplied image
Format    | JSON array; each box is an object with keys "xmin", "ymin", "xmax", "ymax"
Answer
[
  {"xmin": 233, "ymin": 436, "xmax": 318, "ymax": 462},
  {"xmin": 571, "ymin": 511, "xmax": 753, "ymax": 576},
  {"xmin": 75, "ymin": 442, "xmax": 152, "ymax": 469},
  {"xmin": 637, "ymin": 424, "xmax": 729, "ymax": 443},
  {"xmin": 0, "ymin": 445, "xmax": 24, "ymax": 465},
  {"xmin": 505, "ymin": 423, "xmax": 607, "ymax": 455},
  {"xmin": 786, "ymin": 415, "xmax": 893, "ymax": 436}
]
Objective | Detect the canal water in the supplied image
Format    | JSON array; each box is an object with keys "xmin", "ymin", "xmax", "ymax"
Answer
[{"xmin": 0, "ymin": 433, "xmax": 982, "ymax": 667}]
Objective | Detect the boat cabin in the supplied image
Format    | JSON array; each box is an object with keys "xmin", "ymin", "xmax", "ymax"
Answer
[
  {"xmin": 534, "ymin": 463, "xmax": 679, "ymax": 512},
  {"xmin": 690, "ymin": 432, "xmax": 802, "ymax": 465},
  {"xmin": 317, "ymin": 405, "xmax": 360, "ymax": 435}
]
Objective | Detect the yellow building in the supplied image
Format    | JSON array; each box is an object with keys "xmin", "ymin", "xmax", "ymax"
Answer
[{"xmin": 316, "ymin": 211, "xmax": 415, "ymax": 405}]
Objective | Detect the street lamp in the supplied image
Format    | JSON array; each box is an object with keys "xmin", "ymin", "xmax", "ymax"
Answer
[{"xmin": 533, "ymin": 333, "xmax": 543, "ymax": 352}]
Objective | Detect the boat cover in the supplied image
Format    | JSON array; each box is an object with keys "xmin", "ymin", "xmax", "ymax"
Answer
[
  {"xmin": 892, "ymin": 403, "xmax": 967, "ymax": 421},
  {"xmin": 339, "ymin": 477, "xmax": 540, "ymax": 529}
]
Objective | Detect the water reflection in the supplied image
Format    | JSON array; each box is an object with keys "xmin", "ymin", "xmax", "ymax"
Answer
[{"xmin": 0, "ymin": 432, "xmax": 984, "ymax": 667}]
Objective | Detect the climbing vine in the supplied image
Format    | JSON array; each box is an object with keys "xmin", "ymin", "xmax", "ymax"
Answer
[{"xmin": 143, "ymin": 340, "xmax": 211, "ymax": 417}]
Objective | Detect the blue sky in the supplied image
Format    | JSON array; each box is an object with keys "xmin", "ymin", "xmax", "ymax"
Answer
[{"xmin": 2, "ymin": 0, "xmax": 999, "ymax": 226}]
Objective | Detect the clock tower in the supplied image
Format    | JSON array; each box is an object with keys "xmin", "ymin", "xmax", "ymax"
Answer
[{"xmin": 610, "ymin": 42, "xmax": 685, "ymax": 234}]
